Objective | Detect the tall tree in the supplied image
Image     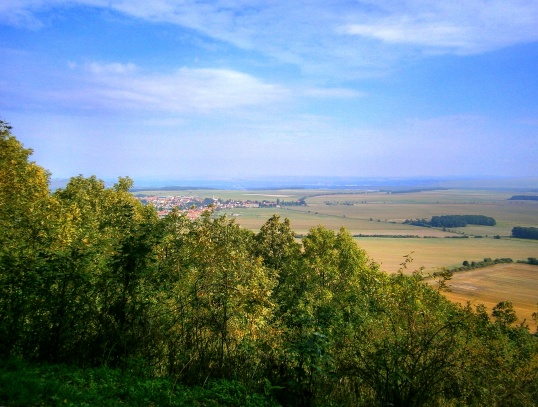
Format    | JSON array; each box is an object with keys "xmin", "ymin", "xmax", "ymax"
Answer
[
  {"xmin": 48, "ymin": 175, "xmax": 160, "ymax": 366},
  {"xmin": 0, "ymin": 121, "xmax": 52, "ymax": 358},
  {"xmin": 156, "ymin": 211, "xmax": 276, "ymax": 382}
]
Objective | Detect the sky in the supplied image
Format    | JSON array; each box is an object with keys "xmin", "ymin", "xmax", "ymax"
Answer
[{"xmin": 1, "ymin": 0, "xmax": 538, "ymax": 184}]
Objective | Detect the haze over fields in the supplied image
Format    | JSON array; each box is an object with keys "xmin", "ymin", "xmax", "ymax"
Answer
[{"xmin": 1, "ymin": 1, "xmax": 538, "ymax": 183}]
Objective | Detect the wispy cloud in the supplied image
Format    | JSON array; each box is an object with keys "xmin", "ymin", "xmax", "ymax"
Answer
[
  {"xmin": 84, "ymin": 61, "xmax": 138, "ymax": 75},
  {"xmin": 61, "ymin": 62, "xmax": 290, "ymax": 113},
  {"xmin": 340, "ymin": 1, "xmax": 538, "ymax": 54},
  {"xmin": 342, "ymin": 19, "xmax": 469, "ymax": 50},
  {"xmin": 4, "ymin": 0, "xmax": 538, "ymax": 75}
]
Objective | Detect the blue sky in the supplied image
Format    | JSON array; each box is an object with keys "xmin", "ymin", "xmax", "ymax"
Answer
[{"xmin": 1, "ymin": 1, "xmax": 538, "ymax": 183}]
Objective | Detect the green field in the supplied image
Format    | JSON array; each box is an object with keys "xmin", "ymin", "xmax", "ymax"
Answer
[{"xmin": 136, "ymin": 188, "xmax": 538, "ymax": 273}]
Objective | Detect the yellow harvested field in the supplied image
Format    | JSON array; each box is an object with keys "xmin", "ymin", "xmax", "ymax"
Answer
[
  {"xmin": 430, "ymin": 263, "xmax": 538, "ymax": 331},
  {"xmin": 355, "ymin": 237, "xmax": 538, "ymax": 274},
  {"xmin": 242, "ymin": 193, "xmax": 294, "ymax": 197}
]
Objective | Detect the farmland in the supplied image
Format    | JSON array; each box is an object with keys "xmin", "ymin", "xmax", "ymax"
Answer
[
  {"xmin": 134, "ymin": 187, "xmax": 538, "ymax": 326},
  {"xmin": 135, "ymin": 187, "xmax": 538, "ymax": 273},
  {"xmin": 353, "ymin": 236, "xmax": 538, "ymax": 273},
  {"xmin": 5, "ymin": 121, "xmax": 538, "ymax": 406},
  {"xmin": 437, "ymin": 263, "xmax": 538, "ymax": 330}
]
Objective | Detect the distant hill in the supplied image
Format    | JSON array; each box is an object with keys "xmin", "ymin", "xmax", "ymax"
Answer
[{"xmin": 130, "ymin": 186, "xmax": 219, "ymax": 192}]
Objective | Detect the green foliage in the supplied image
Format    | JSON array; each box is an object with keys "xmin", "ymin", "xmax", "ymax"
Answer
[
  {"xmin": 333, "ymin": 272, "xmax": 467, "ymax": 406},
  {"xmin": 271, "ymin": 226, "xmax": 375, "ymax": 405},
  {"xmin": 0, "ymin": 121, "xmax": 53, "ymax": 358},
  {"xmin": 430, "ymin": 215, "xmax": 496, "ymax": 227},
  {"xmin": 1, "ymin": 124, "xmax": 538, "ymax": 406},
  {"xmin": 152, "ymin": 210, "xmax": 277, "ymax": 384},
  {"xmin": 512, "ymin": 226, "xmax": 538, "ymax": 240},
  {"xmin": 528, "ymin": 257, "xmax": 538, "ymax": 265},
  {"xmin": 255, "ymin": 215, "xmax": 301, "ymax": 272},
  {"xmin": 492, "ymin": 301, "xmax": 518, "ymax": 326},
  {"xmin": 405, "ymin": 215, "xmax": 496, "ymax": 228},
  {"xmin": 0, "ymin": 358, "xmax": 280, "ymax": 406},
  {"xmin": 439, "ymin": 257, "xmax": 514, "ymax": 274}
]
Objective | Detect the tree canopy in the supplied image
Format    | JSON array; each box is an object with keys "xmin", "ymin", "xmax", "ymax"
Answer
[
  {"xmin": 1, "ymin": 123, "xmax": 538, "ymax": 406},
  {"xmin": 512, "ymin": 226, "xmax": 538, "ymax": 240}
]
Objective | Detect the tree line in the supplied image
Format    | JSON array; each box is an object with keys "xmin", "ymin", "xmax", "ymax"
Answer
[
  {"xmin": 404, "ymin": 215, "xmax": 496, "ymax": 228},
  {"xmin": 509, "ymin": 195, "xmax": 538, "ymax": 201},
  {"xmin": 2, "ymin": 121, "xmax": 538, "ymax": 406},
  {"xmin": 512, "ymin": 226, "xmax": 538, "ymax": 240}
]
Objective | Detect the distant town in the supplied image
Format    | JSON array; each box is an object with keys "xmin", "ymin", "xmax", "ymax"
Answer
[{"xmin": 134, "ymin": 194, "xmax": 306, "ymax": 218}]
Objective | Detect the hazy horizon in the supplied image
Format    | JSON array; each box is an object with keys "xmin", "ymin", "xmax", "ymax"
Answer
[{"xmin": 46, "ymin": 175, "xmax": 538, "ymax": 192}]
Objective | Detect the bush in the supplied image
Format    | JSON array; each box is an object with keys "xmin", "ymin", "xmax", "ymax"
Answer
[
  {"xmin": 528, "ymin": 257, "xmax": 538, "ymax": 265},
  {"xmin": 0, "ymin": 359, "xmax": 280, "ymax": 407}
]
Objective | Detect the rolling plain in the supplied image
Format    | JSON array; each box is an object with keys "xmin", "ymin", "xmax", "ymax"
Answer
[{"xmin": 137, "ymin": 187, "xmax": 538, "ymax": 327}]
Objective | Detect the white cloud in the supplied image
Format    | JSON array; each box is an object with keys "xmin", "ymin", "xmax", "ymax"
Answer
[
  {"xmin": 343, "ymin": 19, "xmax": 469, "ymax": 50},
  {"xmin": 84, "ymin": 62, "xmax": 138, "ymax": 75},
  {"xmin": 61, "ymin": 63, "xmax": 290, "ymax": 113},
  {"xmin": 341, "ymin": 1, "xmax": 538, "ymax": 54},
  {"xmin": 4, "ymin": 0, "xmax": 538, "ymax": 75},
  {"xmin": 0, "ymin": 0, "xmax": 44, "ymax": 28}
]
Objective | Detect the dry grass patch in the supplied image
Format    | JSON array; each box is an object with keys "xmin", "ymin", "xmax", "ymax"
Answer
[
  {"xmin": 355, "ymin": 237, "xmax": 538, "ymax": 274},
  {"xmin": 434, "ymin": 263, "xmax": 538, "ymax": 331}
]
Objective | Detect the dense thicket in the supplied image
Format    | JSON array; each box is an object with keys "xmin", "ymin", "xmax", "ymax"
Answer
[
  {"xmin": 2, "ymin": 122, "xmax": 538, "ymax": 406},
  {"xmin": 512, "ymin": 226, "xmax": 538, "ymax": 240}
]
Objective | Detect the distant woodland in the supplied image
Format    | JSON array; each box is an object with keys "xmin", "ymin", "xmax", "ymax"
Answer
[
  {"xmin": 509, "ymin": 195, "xmax": 538, "ymax": 201},
  {"xmin": 404, "ymin": 215, "xmax": 496, "ymax": 228},
  {"xmin": 512, "ymin": 226, "xmax": 538, "ymax": 240},
  {"xmin": 2, "ymin": 120, "xmax": 538, "ymax": 406}
]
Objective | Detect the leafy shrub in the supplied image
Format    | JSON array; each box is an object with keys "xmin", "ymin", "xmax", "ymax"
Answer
[{"xmin": 0, "ymin": 359, "xmax": 280, "ymax": 407}]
